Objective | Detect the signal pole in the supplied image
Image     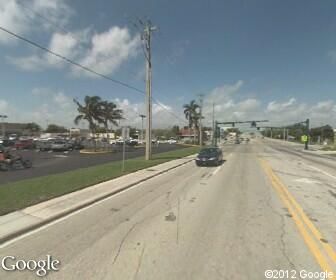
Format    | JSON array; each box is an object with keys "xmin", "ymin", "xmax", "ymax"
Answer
[
  {"xmin": 199, "ymin": 95, "xmax": 203, "ymax": 147},
  {"xmin": 305, "ymin": 118, "xmax": 310, "ymax": 150},
  {"xmin": 212, "ymin": 102, "xmax": 215, "ymax": 146},
  {"xmin": 139, "ymin": 114, "xmax": 146, "ymax": 141},
  {"xmin": 141, "ymin": 20, "xmax": 157, "ymax": 160}
]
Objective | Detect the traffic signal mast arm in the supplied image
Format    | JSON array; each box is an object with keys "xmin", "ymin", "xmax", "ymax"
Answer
[{"xmin": 213, "ymin": 120, "xmax": 269, "ymax": 146}]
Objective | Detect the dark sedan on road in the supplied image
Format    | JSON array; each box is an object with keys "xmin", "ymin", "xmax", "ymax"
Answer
[{"xmin": 195, "ymin": 147, "xmax": 223, "ymax": 166}]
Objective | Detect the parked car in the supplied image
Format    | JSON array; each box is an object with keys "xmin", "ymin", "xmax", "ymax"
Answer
[
  {"xmin": 0, "ymin": 139, "xmax": 15, "ymax": 148},
  {"xmin": 15, "ymin": 140, "xmax": 34, "ymax": 150},
  {"xmin": 195, "ymin": 147, "xmax": 223, "ymax": 166},
  {"xmin": 35, "ymin": 139, "xmax": 54, "ymax": 151},
  {"xmin": 126, "ymin": 139, "xmax": 138, "ymax": 146},
  {"xmin": 168, "ymin": 138, "xmax": 177, "ymax": 144},
  {"xmin": 68, "ymin": 140, "xmax": 84, "ymax": 150},
  {"xmin": 51, "ymin": 140, "xmax": 72, "ymax": 152}
]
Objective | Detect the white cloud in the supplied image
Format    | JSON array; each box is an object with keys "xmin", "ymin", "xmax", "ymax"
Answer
[
  {"xmin": 0, "ymin": 0, "xmax": 72, "ymax": 44},
  {"xmin": 266, "ymin": 97, "xmax": 297, "ymax": 113},
  {"xmin": 113, "ymin": 98, "xmax": 182, "ymax": 128},
  {"xmin": 74, "ymin": 27, "xmax": 141, "ymax": 77},
  {"xmin": 2, "ymin": 82, "xmax": 336, "ymax": 129},
  {"xmin": 7, "ymin": 26, "xmax": 141, "ymax": 77},
  {"xmin": 0, "ymin": 99, "xmax": 8, "ymax": 111},
  {"xmin": 201, "ymin": 81, "xmax": 336, "ymax": 128}
]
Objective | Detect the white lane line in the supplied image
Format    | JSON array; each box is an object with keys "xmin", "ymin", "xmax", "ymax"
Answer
[
  {"xmin": 0, "ymin": 160, "xmax": 196, "ymax": 249},
  {"xmin": 303, "ymin": 163, "xmax": 336, "ymax": 181},
  {"xmin": 212, "ymin": 166, "xmax": 222, "ymax": 176}
]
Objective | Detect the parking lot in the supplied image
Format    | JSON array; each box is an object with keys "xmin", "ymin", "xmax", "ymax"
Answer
[{"xmin": 0, "ymin": 144, "xmax": 186, "ymax": 185}]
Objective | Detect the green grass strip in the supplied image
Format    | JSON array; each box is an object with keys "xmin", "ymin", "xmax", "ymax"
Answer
[{"xmin": 0, "ymin": 147, "xmax": 200, "ymax": 216}]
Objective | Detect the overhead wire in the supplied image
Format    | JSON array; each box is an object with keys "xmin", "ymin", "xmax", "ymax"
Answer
[{"xmin": 0, "ymin": 24, "xmax": 188, "ymax": 125}]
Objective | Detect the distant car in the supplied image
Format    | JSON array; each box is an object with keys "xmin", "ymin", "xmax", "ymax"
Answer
[
  {"xmin": 51, "ymin": 140, "xmax": 72, "ymax": 152},
  {"xmin": 195, "ymin": 147, "xmax": 223, "ymax": 166},
  {"xmin": 68, "ymin": 140, "xmax": 84, "ymax": 150},
  {"xmin": 168, "ymin": 139, "xmax": 177, "ymax": 144},
  {"xmin": 8, "ymin": 134, "xmax": 18, "ymax": 141},
  {"xmin": 15, "ymin": 140, "xmax": 34, "ymax": 150},
  {"xmin": 35, "ymin": 139, "xmax": 54, "ymax": 151},
  {"xmin": 126, "ymin": 139, "xmax": 138, "ymax": 146},
  {"xmin": 234, "ymin": 139, "xmax": 240, "ymax": 144},
  {"xmin": 0, "ymin": 139, "xmax": 15, "ymax": 148}
]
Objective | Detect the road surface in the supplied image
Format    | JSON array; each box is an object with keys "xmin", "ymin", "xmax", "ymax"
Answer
[{"xmin": 1, "ymin": 139, "xmax": 335, "ymax": 279}]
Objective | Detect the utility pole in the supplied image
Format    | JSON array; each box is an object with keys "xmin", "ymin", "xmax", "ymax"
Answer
[
  {"xmin": 214, "ymin": 121, "xmax": 218, "ymax": 147},
  {"xmin": 198, "ymin": 94, "xmax": 203, "ymax": 147},
  {"xmin": 305, "ymin": 118, "xmax": 310, "ymax": 150},
  {"xmin": 0, "ymin": 115, "xmax": 8, "ymax": 138},
  {"xmin": 139, "ymin": 114, "xmax": 146, "ymax": 141},
  {"xmin": 141, "ymin": 20, "xmax": 157, "ymax": 160},
  {"xmin": 212, "ymin": 102, "xmax": 215, "ymax": 146}
]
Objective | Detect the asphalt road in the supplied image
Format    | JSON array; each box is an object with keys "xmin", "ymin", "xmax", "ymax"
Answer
[
  {"xmin": 1, "ymin": 139, "xmax": 335, "ymax": 279},
  {"xmin": 0, "ymin": 144, "xmax": 185, "ymax": 185}
]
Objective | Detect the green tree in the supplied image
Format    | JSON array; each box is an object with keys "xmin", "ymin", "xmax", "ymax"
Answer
[
  {"xmin": 99, "ymin": 101, "xmax": 123, "ymax": 130},
  {"xmin": 25, "ymin": 122, "xmax": 41, "ymax": 133},
  {"xmin": 45, "ymin": 124, "xmax": 68, "ymax": 133},
  {"xmin": 172, "ymin": 125, "xmax": 180, "ymax": 137},
  {"xmin": 183, "ymin": 100, "xmax": 200, "ymax": 143},
  {"xmin": 73, "ymin": 96, "xmax": 104, "ymax": 134}
]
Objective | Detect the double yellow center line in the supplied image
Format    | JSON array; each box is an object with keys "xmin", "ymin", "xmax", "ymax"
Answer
[{"xmin": 259, "ymin": 158, "xmax": 336, "ymax": 276}]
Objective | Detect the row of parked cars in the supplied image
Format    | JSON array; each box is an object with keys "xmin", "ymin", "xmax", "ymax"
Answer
[{"xmin": 0, "ymin": 138, "xmax": 84, "ymax": 152}]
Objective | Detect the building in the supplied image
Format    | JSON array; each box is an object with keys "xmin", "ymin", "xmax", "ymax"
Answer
[
  {"xmin": 1, "ymin": 122, "xmax": 36, "ymax": 136},
  {"xmin": 180, "ymin": 127, "xmax": 198, "ymax": 142}
]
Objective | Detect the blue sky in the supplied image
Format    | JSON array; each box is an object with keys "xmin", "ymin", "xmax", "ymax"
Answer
[{"xmin": 0, "ymin": 0, "xmax": 336, "ymax": 128}]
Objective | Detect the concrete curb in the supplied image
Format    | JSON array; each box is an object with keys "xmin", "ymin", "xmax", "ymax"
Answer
[
  {"xmin": 79, "ymin": 149, "xmax": 115, "ymax": 154},
  {"xmin": 0, "ymin": 156, "xmax": 195, "ymax": 245}
]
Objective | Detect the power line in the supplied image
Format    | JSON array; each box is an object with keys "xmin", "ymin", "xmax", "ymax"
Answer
[
  {"xmin": 152, "ymin": 97, "xmax": 187, "ymax": 124},
  {"xmin": 0, "ymin": 25, "xmax": 145, "ymax": 94},
  {"xmin": 0, "ymin": 25, "xmax": 188, "ymax": 125},
  {"xmin": 16, "ymin": 1, "xmax": 142, "ymax": 80}
]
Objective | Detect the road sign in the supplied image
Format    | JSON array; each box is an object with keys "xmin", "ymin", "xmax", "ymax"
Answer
[
  {"xmin": 301, "ymin": 135, "xmax": 308, "ymax": 142},
  {"xmin": 122, "ymin": 127, "xmax": 130, "ymax": 139}
]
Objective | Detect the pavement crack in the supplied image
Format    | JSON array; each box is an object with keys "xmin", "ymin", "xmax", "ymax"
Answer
[
  {"xmin": 265, "ymin": 193, "xmax": 296, "ymax": 270},
  {"xmin": 112, "ymin": 223, "xmax": 138, "ymax": 265},
  {"xmin": 133, "ymin": 244, "xmax": 146, "ymax": 280}
]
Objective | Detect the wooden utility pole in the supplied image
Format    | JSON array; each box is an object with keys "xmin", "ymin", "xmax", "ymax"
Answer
[{"xmin": 141, "ymin": 21, "xmax": 157, "ymax": 160}]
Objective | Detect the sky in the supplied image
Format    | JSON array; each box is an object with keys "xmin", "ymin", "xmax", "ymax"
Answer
[{"xmin": 0, "ymin": 0, "xmax": 336, "ymax": 130}]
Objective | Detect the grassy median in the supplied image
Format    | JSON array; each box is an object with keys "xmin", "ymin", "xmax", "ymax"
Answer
[{"xmin": 0, "ymin": 146, "xmax": 200, "ymax": 216}]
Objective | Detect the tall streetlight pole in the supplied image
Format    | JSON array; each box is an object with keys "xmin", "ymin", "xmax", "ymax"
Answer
[
  {"xmin": 141, "ymin": 20, "xmax": 157, "ymax": 160},
  {"xmin": 212, "ymin": 102, "xmax": 215, "ymax": 146},
  {"xmin": 0, "ymin": 114, "xmax": 8, "ymax": 138},
  {"xmin": 139, "ymin": 114, "xmax": 146, "ymax": 141}
]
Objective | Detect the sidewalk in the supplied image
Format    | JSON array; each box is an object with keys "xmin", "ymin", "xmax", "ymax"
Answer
[
  {"xmin": 0, "ymin": 155, "xmax": 196, "ymax": 244},
  {"xmin": 264, "ymin": 137, "xmax": 336, "ymax": 157}
]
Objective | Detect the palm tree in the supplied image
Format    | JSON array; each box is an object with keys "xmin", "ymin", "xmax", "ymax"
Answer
[
  {"xmin": 99, "ymin": 101, "xmax": 123, "ymax": 147},
  {"xmin": 73, "ymin": 96, "xmax": 104, "ymax": 135},
  {"xmin": 100, "ymin": 101, "xmax": 123, "ymax": 130},
  {"xmin": 183, "ymin": 100, "xmax": 200, "ymax": 143}
]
